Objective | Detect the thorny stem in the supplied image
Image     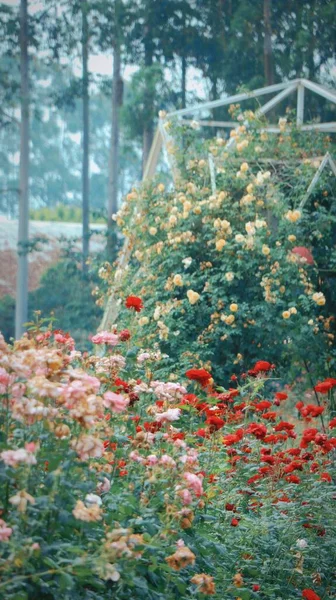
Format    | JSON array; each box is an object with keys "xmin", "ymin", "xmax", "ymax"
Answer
[{"xmin": 303, "ymin": 359, "xmax": 326, "ymax": 433}]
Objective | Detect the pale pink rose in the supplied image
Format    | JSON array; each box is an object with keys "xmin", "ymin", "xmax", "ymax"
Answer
[
  {"xmin": 11, "ymin": 383, "xmax": 26, "ymax": 399},
  {"xmin": 184, "ymin": 472, "xmax": 204, "ymax": 497},
  {"xmin": 146, "ymin": 454, "xmax": 158, "ymax": 465},
  {"xmin": 25, "ymin": 442, "xmax": 37, "ymax": 453},
  {"xmin": 160, "ymin": 454, "xmax": 176, "ymax": 468},
  {"xmin": 155, "ymin": 408, "xmax": 181, "ymax": 423},
  {"xmin": 173, "ymin": 439, "xmax": 187, "ymax": 449},
  {"xmin": 179, "ymin": 489, "xmax": 193, "ymax": 505},
  {"xmin": 0, "ymin": 520, "xmax": 12, "ymax": 541},
  {"xmin": 0, "ymin": 368, "xmax": 10, "ymax": 387},
  {"xmin": 54, "ymin": 333, "xmax": 75, "ymax": 349},
  {"xmin": 97, "ymin": 478, "xmax": 111, "ymax": 494},
  {"xmin": 91, "ymin": 332, "xmax": 119, "ymax": 346},
  {"xmin": 103, "ymin": 391, "xmax": 129, "ymax": 413},
  {"xmin": 129, "ymin": 451, "xmax": 145, "ymax": 463},
  {"xmin": 71, "ymin": 435, "xmax": 104, "ymax": 461},
  {"xmin": 31, "ymin": 542, "xmax": 40, "ymax": 551},
  {"xmin": 176, "ymin": 539, "xmax": 185, "ymax": 548},
  {"xmin": 1, "ymin": 448, "xmax": 37, "ymax": 468}
]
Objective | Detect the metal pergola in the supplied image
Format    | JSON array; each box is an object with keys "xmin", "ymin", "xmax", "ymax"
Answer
[{"xmin": 100, "ymin": 78, "xmax": 336, "ymax": 331}]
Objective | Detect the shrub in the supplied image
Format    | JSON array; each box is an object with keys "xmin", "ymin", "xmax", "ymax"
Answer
[{"xmin": 107, "ymin": 115, "xmax": 335, "ymax": 384}]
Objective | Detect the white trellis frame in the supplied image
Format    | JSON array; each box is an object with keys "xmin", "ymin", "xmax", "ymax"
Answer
[
  {"xmin": 99, "ymin": 78, "xmax": 336, "ymax": 331},
  {"xmin": 144, "ymin": 78, "xmax": 336, "ymax": 178}
]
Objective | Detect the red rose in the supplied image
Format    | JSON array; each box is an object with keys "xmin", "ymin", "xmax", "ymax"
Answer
[
  {"xmin": 252, "ymin": 584, "xmax": 260, "ymax": 592},
  {"xmin": 292, "ymin": 246, "xmax": 314, "ymax": 265},
  {"xmin": 254, "ymin": 361, "xmax": 273, "ymax": 373},
  {"xmin": 125, "ymin": 296, "xmax": 143, "ymax": 312},
  {"xmin": 205, "ymin": 416, "xmax": 225, "ymax": 431},
  {"xmin": 314, "ymin": 381, "xmax": 333, "ymax": 394},
  {"xmin": 119, "ymin": 329, "xmax": 131, "ymax": 341},
  {"xmin": 320, "ymin": 472, "xmax": 332, "ymax": 482},
  {"xmin": 275, "ymin": 392, "xmax": 288, "ymax": 401},
  {"xmin": 231, "ymin": 518, "xmax": 239, "ymax": 526},
  {"xmin": 186, "ymin": 368, "xmax": 212, "ymax": 387},
  {"xmin": 247, "ymin": 423, "xmax": 267, "ymax": 440},
  {"xmin": 302, "ymin": 590, "xmax": 321, "ymax": 600}
]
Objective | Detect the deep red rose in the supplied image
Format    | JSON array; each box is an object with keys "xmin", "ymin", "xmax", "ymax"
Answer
[
  {"xmin": 254, "ymin": 360, "xmax": 273, "ymax": 373},
  {"xmin": 247, "ymin": 423, "xmax": 267, "ymax": 440},
  {"xmin": 286, "ymin": 474, "xmax": 301, "ymax": 484},
  {"xmin": 253, "ymin": 400, "xmax": 272, "ymax": 412},
  {"xmin": 329, "ymin": 417, "xmax": 336, "ymax": 429},
  {"xmin": 275, "ymin": 392, "xmax": 288, "ymax": 401},
  {"xmin": 205, "ymin": 416, "xmax": 225, "ymax": 431},
  {"xmin": 302, "ymin": 590, "xmax": 321, "ymax": 600},
  {"xmin": 252, "ymin": 584, "xmax": 260, "ymax": 592},
  {"xmin": 261, "ymin": 411, "xmax": 277, "ymax": 421},
  {"xmin": 186, "ymin": 368, "xmax": 212, "ymax": 387},
  {"xmin": 320, "ymin": 472, "xmax": 332, "ymax": 482},
  {"xmin": 314, "ymin": 381, "xmax": 333, "ymax": 394},
  {"xmin": 231, "ymin": 518, "xmax": 239, "ymax": 526},
  {"xmin": 125, "ymin": 295, "xmax": 143, "ymax": 312},
  {"xmin": 119, "ymin": 328, "xmax": 131, "ymax": 341},
  {"xmin": 274, "ymin": 421, "xmax": 295, "ymax": 432}
]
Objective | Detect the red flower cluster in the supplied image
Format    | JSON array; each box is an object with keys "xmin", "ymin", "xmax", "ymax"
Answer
[
  {"xmin": 314, "ymin": 378, "xmax": 336, "ymax": 394},
  {"xmin": 125, "ymin": 295, "xmax": 143, "ymax": 312},
  {"xmin": 186, "ymin": 368, "xmax": 212, "ymax": 387},
  {"xmin": 298, "ymin": 404, "xmax": 325, "ymax": 419},
  {"xmin": 302, "ymin": 590, "xmax": 321, "ymax": 600}
]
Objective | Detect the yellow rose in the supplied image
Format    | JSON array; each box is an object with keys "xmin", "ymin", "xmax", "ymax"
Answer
[
  {"xmin": 282, "ymin": 311, "xmax": 291, "ymax": 319},
  {"xmin": 221, "ymin": 314, "xmax": 235, "ymax": 325},
  {"xmin": 187, "ymin": 290, "xmax": 200, "ymax": 305},
  {"xmin": 216, "ymin": 239, "xmax": 226, "ymax": 251},
  {"xmin": 240, "ymin": 161, "xmax": 249, "ymax": 172},
  {"xmin": 288, "ymin": 234, "xmax": 296, "ymax": 242},
  {"xmin": 225, "ymin": 272, "xmax": 234, "ymax": 282},
  {"xmin": 173, "ymin": 274, "xmax": 183, "ymax": 287},
  {"xmin": 312, "ymin": 292, "xmax": 326, "ymax": 306},
  {"xmin": 285, "ymin": 210, "xmax": 301, "ymax": 223},
  {"xmin": 230, "ymin": 303, "xmax": 238, "ymax": 312},
  {"xmin": 149, "ymin": 226, "xmax": 157, "ymax": 235},
  {"xmin": 289, "ymin": 307, "xmax": 297, "ymax": 315},
  {"xmin": 139, "ymin": 316, "xmax": 149, "ymax": 326},
  {"xmin": 262, "ymin": 245, "xmax": 270, "ymax": 256}
]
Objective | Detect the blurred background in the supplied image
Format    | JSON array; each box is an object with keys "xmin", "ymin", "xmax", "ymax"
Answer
[{"xmin": 0, "ymin": 0, "xmax": 335, "ymax": 346}]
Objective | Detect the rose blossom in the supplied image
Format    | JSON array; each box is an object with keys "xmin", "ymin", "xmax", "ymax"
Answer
[
  {"xmin": 155, "ymin": 408, "xmax": 181, "ymax": 423},
  {"xmin": 91, "ymin": 332, "xmax": 119, "ymax": 346},
  {"xmin": 103, "ymin": 391, "xmax": 129, "ymax": 413},
  {"xmin": 0, "ymin": 519, "xmax": 12, "ymax": 542}
]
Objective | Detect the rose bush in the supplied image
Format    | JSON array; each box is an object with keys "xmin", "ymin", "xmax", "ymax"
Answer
[
  {"xmin": 106, "ymin": 111, "xmax": 335, "ymax": 384},
  {"xmin": 0, "ymin": 309, "xmax": 335, "ymax": 599}
]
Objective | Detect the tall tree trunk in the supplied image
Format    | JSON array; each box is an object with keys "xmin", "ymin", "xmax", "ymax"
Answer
[
  {"xmin": 181, "ymin": 54, "xmax": 187, "ymax": 109},
  {"xmin": 82, "ymin": 0, "xmax": 89, "ymax": 273},
  {"xmin": 107, "ymin": 41, "xmax": 122, "ymax": 259},
  {"xmin": 263, "ymin": 0, "xmax": 274, "ymax": 85},
  {"xmin": 142, "ymin": 34, "xmax": 154, "ymax": 175},
  {"xmin": 15, "ymin": 0, "xmax": 29, "ymax": 339}
]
